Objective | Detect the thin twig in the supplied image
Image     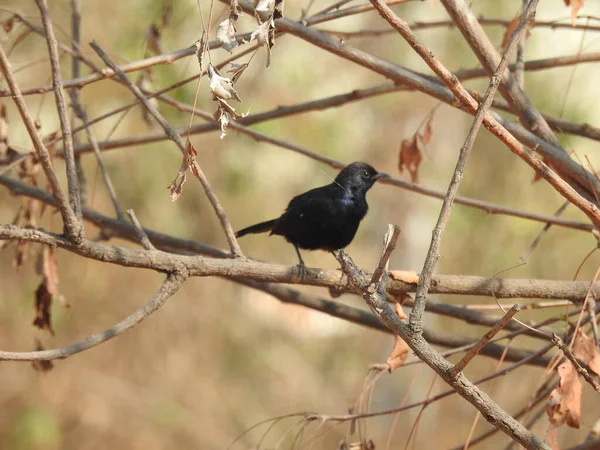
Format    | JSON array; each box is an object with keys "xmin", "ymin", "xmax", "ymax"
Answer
[
  {"xmin": 0, "ymin": 44, "xmax": 83, "ymax": 243},
  {"xmin": 0, "ymin": 271, "xmax": 186, "ymax": 361},
  {"xmin": 70, "ymin": 0, "xmax": 87, "ymax": 207},
  {"xmin": 370, "ymin": 224, "xmax": 401, "ymax": 286},
  {"xmin": 127, "ymin": 208, "xmax": 155, "ymax": 251},
  {"xmin": 514, "ymin": 0, "xmax": 528, "ymax": 89},
  {"xmin": 35, "ymin": 0, "xmax": 82, "ymax": 218},
  {"xmin": 89, "ymin": 40, "xmax": 243, "ymax": 257},
  {"xmin": 69, "ymin": 91, "xmax": 125, "ymax": 219},
  {"xmin": 450, "ymin": 304, "xmax": 521, "ymax": 378}
]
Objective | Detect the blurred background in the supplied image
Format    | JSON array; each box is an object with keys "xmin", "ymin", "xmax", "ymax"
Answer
[{"xmin": 1, "ymin": 0, "xmax": 600, "ymax": 448}]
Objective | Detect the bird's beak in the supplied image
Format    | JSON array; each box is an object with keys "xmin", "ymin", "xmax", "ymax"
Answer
[{"xmin": 373, "ymin": 172, "xmax": 390, "ymax": 181}]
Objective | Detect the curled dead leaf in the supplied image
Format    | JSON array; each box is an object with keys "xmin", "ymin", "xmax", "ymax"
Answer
[
  {"xmin": 547, "ymin": 359, "xmax": 582, "ymax": 428},
  {"xmin": 208, "ymin": 64, "xmax": 241, "ymax": 102},
  {"xmin": 32, "ymin": 246, "xmax": 63, "ymax": 335},
  {"xmin": 167, "ymin": 139, "xmax": 197, "ymax": 201},
  {"xmin": 213, "ymin": 98, "xmax": 248, "ymax": 139},
  {"xmin": 573, "ymin": 330, "xmax": 600, "ymax": 377},
  {"xmin": 217, "ymin": 18, "xmax": 238, "ymax": 53},
  {"xmin": 564, "ymin": 0, "xmax": 584, "ymax": 26},
  {"xmin": 228, "ymin": 62, "xmax": 249, "ymax": 84},
  {"xmin": 398, "ymin": 114, "xmax": 434, "ymax": 183},
  {"xmin": 500, "ymin": 14, "xmax": 533, "ymax": 52}
]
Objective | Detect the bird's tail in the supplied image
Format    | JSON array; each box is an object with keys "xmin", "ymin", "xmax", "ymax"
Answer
[{"xmin": 235, "ymin": 219, "xmax": 277, "ymax": 238}]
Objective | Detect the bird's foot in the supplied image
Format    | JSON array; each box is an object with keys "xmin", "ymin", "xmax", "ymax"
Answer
[{"xmin": 294, "ymin": 262, "xmax": 308, "ymax": 280}]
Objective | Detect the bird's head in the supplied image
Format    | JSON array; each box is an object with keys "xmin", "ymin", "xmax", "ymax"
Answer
[{"xmin": 334, "ymin": 162, "xmax": 389, "ymax": 194}]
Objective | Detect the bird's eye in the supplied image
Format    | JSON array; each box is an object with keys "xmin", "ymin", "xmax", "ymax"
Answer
[{"xmin": 362, "ymin": 171, "xmax": 370, "ymax": 179}]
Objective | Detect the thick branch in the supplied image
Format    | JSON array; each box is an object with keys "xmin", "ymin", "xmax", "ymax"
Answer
[{"xmin": 1, "ymin": 220, "xmax": 599, "ymax": 302}]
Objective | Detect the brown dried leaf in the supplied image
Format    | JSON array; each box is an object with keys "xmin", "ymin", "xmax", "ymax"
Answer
[
  {"xmin": 394, "ymin": 302, "xmax": 408, "ymax": 320},
  {"xmin": 500, "ymin": 14, "xmax": 533, "ymax": 52},
  {"xmin": 167, "ymin": 139, "xmax": 197, "ymax": 202},
  {"xmin": 388, "ymin": 270, "xmax": 419, "ymax": 284},
  {"xmin": 33, "ymin": 282, "xmax": 54, "ymax": 335},
  {"xmin": 398, "ymin": 135, "xmax": 422, "ymax": 183},
  {"xmin": 3, "ymin": 15, "xmax": 17, "ymax": 33},
  {"xmin": 544, "ymin": 425, "xmax": 560, "ymax": 450},
  {"xmin": 208, "ymin": 64, "xmax": 241, "ymax": 102},
  {"xmin": 387, "ymin": 303, "xmax": 409, "ymax": 372},
  {"xmin": 547, "ymin": 360, "xmax": 582, "ymax": 428},
  {"xmin": 573, "ymin": 330, "xmax": 600, "ymax": 376},
  {"xmin": 217, "ymin": 18, "xmax": 238, "ymax": 53},
  {"xmin": 32, "ymin": 246, "xmax": 62, "ymax": 335},
  {"xmin": 31, "ymin": 339, "xmax": 54, "ymax": 372},
  {"xmin": 421, "ymin": 115, "xmax": 433, "ymax": 147},
  {"xmin": 565, "ymin": 0, "xmax": 585, "ymax": 26}
]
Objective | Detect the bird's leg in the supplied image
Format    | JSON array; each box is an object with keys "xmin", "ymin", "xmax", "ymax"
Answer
[{"xmin": 294, "ymin": 245, "xmax": 307, "ymax": 278}]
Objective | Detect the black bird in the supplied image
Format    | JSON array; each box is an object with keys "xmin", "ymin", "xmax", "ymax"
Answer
[{"xmin": 235, "ymin": 162, "xmax": 388, "ymax": 267}]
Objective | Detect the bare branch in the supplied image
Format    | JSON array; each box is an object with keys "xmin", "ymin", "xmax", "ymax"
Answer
[
  {"xmin": 35, "ymin": 0, "xmax": 82, "ymax": 218},
  {"xmin": 450, "ymin": 304, "xmax": 521, "ymax": 378},
  {"xmin": 127, "ymin": 209, "xmax": 155, "ymax": 251}
]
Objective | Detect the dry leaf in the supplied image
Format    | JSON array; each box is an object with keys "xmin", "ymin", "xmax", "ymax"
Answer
[
  {"xmin": 565, "ymin": 0, "xmax": 584, "ymax": 26},
  {"xmin": 32, "ymin": 246, "xmax": 62, "ymax": 335},
  {"xmin": 544, "ymin": 425, "xmax": 560, "ymax": 450},
  {"xmin": 274, "ymin": 0, "xmax": 284, "ymax": 20},
  {"xmin": 230, "ymin": 0, "xmax": 243, "ymax": 20},
  {"xmin": 3, "ymin": 15, "xmax": 16, "ymax": 33},
  {"xmin": 386, "ymin": 303, "xmax": 409, "ymax": 372},
  {"xmin": 31, "ymin": 339, "xmax": 54, "ymax": 372},
  {"xmin": 389, "ymin": 270, "xmax": 419, "ymax": 284},
  {"xmin": 573, "ymin": 330, "xmax": 600, "ymax": 376},
  {"xmin": 217, "ymin": 19, "xmax": 238, "ymax": 53},
  {"xmin": 500, "ymin": 14, "xmax": 533, "ymax": 52},
  {"xmin": 255, "ymin": 0, "xmax": 275, "ymax": 12},
  {"xmin": 398, "ymin": 135, "xmax": 422, "ymax": 183},
  {"xmin": 398, "ymin": 113, "xmax": 436, "ymax": 183},
  {"xmin": 167, "ymin": 139, "xmax": 197, "ymax": 201},
  {"xmin": 228, "ymin": 62, "xmax": 249, "ymax": 84},
  {"xmin": 195, "ymin": 32, "xmax": 208, "ymax": 73},
  {"xmin": 547, "ymin": 359, "xmax": 582, "ymax": 428},
  {"xmin": 213, "ymin": 98, "xmax": 248, "ymax": 139},
  {"xmin": 208, "ymin": 64, "xmax": 241, "ymax": 102}
]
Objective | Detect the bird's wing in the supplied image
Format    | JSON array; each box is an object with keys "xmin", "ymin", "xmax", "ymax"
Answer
[{"xmin": 273, "ymin": 185, "xmax": 350, "ymax": 235}]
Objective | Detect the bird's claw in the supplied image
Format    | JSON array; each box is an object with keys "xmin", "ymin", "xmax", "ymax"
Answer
[{"xmin": 295, "ymin": 262, "xmax": 308, "ymax": 279}]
